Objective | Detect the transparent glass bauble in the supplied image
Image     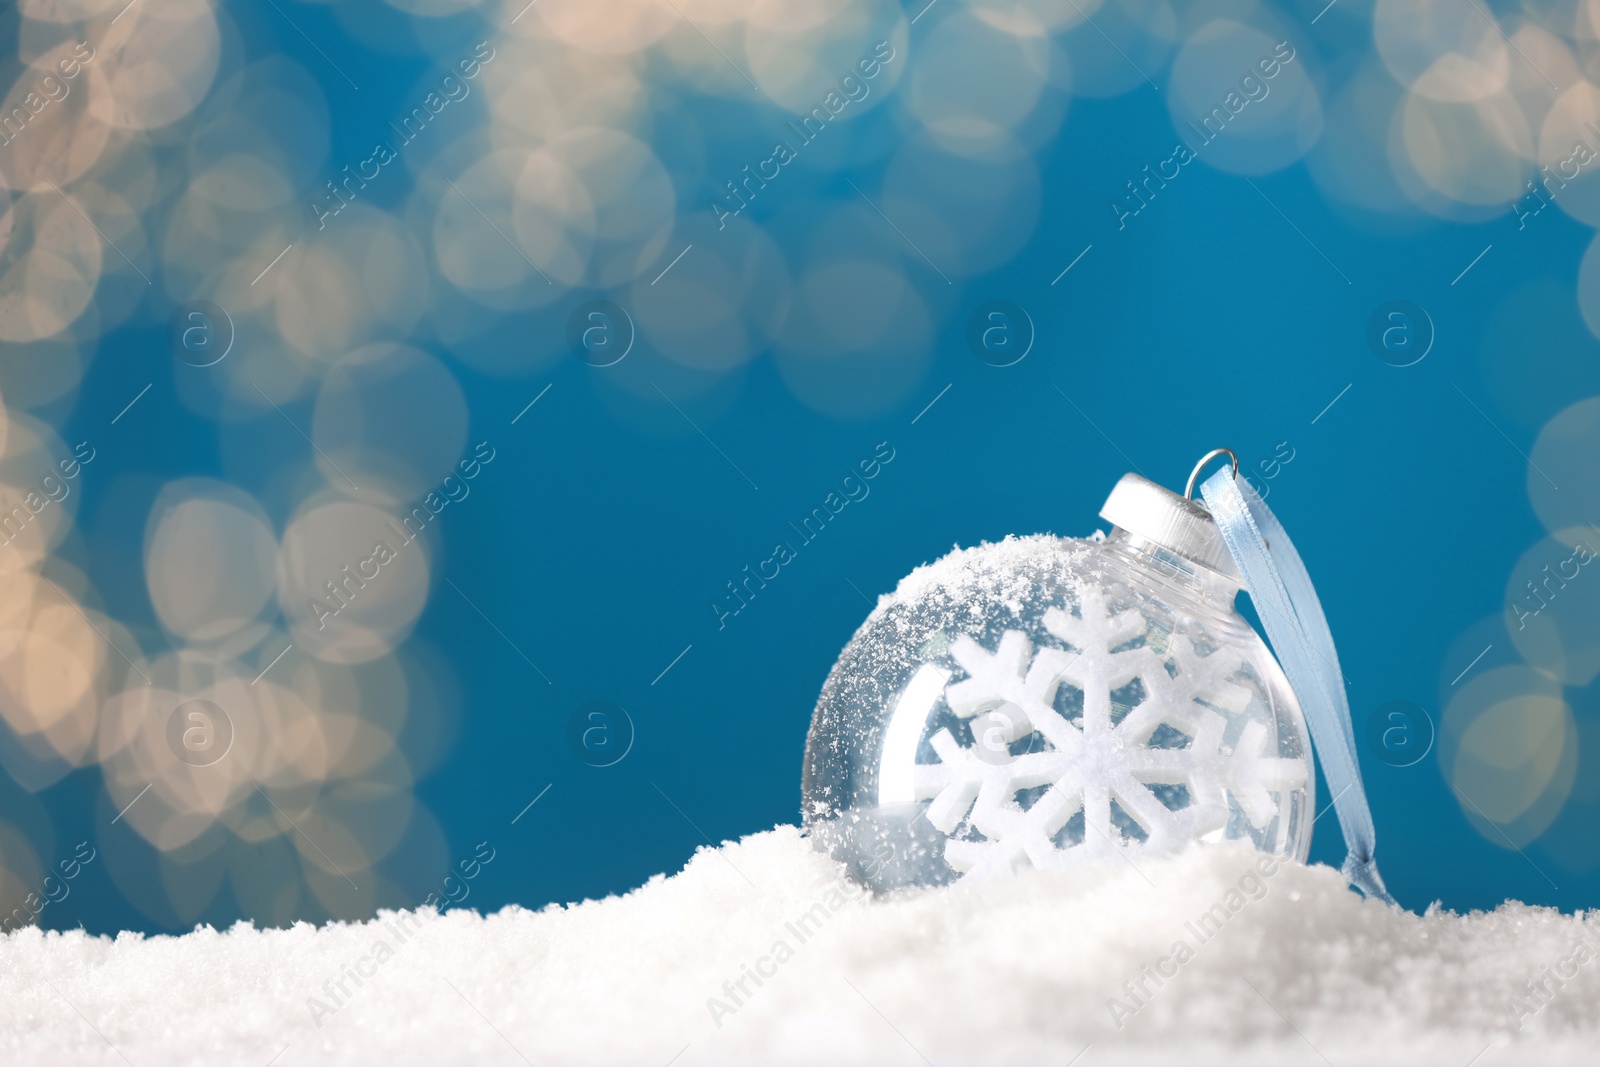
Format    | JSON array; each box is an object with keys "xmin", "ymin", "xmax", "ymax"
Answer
[{"xmin": 802, "ymin": 530, "xmax": 1314, "ymax": 892}]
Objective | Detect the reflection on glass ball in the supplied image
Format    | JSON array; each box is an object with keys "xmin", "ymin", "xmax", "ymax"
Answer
[{"xmin": 802, "ymin": 533, "xmax": 1313, "ymax": 892}]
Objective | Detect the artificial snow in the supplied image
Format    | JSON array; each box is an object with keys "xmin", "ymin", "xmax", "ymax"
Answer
[{"xmin": 2, "ymin": 827, "xmax": 1597, "ymax": 1066}]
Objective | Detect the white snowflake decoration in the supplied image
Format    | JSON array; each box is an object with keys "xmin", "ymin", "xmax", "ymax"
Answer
[{"xmin": 913, "ymin": 590, "xmax": 1309, "ymax": 878}]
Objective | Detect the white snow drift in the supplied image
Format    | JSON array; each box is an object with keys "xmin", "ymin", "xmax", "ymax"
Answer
[{"xmin": 2, "ymin": 827, "xmax": 1598, "ymax": 1066}]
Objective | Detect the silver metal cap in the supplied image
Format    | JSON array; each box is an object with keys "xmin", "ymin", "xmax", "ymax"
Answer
[{"xmin": 1099, "ymin": 472, "xmax": 1241, "ymax": 582}]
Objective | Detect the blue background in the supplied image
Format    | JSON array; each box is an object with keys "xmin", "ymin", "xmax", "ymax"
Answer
[{"xmin": 4, "ymin": 0, "xmax": 1595, "ymax": 933}]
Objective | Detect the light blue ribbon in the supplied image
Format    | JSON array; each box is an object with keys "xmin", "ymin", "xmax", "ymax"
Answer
[{"xmin": 1200, "ymin": 468, "xmax": 1395, "ymax": 905}]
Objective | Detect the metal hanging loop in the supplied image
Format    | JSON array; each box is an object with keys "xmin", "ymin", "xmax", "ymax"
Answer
[{"xmin": 1184, "ymin": 448, "xmax": 1238, "ymax": 501}]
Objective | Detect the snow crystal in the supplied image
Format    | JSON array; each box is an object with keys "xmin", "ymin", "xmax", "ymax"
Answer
[
  {"xmin": 918, "ymin": 592, "xmax": 1307, "ymax": 875},
  {"xmin": 3, "ymin": 827, "xmax": 1598, "ymax": 1066}
]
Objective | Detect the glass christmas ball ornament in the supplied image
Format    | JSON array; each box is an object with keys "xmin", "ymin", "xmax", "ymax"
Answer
[{"xmin": 802, "ymin": 466, "xmax": 1315, "ymax": 892}]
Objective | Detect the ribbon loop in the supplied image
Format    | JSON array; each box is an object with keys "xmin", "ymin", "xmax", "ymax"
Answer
[{"xmin": 1200, "ymin": 468, "xmax": 1395, "ymax": 905}]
